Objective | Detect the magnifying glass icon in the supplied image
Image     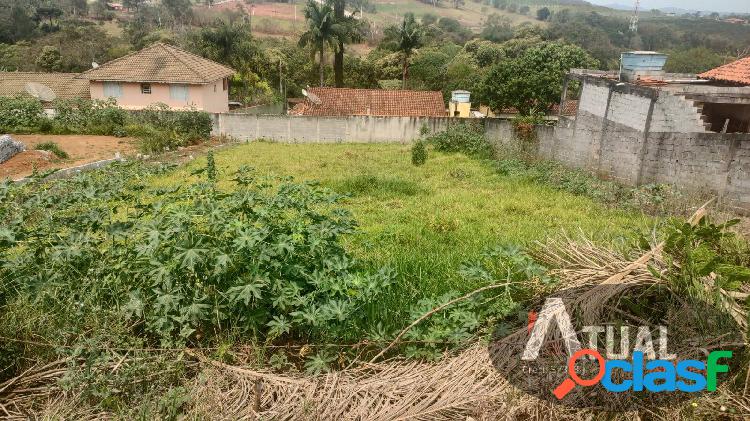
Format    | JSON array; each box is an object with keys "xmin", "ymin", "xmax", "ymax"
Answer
[{"xmin": 552, "ymin": 348, "xmax": 605, "ymax": 400}]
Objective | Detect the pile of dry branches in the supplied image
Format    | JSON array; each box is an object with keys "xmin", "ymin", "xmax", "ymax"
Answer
[{"xmin": 2, "ymin": 204, "xmax": 748, "ymax": 420}]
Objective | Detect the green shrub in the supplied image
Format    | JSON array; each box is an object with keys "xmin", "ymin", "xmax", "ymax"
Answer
[
  {"xmin": 0, "ymin": 163, "xmax": 394, "ymax": 348},
  {"xmin": 53, "ymin": 98, "xmax": 127, "ymax": 135},
  {"xmin": 38, "ymin": 117, "xmax": 53, "ymax": 133},
  {"xmin": 206, "ymin": 150, "xmax": 217, "ymax": 181},
  {"xmin": 411, "ymin": 141, "xmax": 428, "ymax": 166},
  {"xmin": 136, "ymin": 127, "xmax": 186, "ymax": 153},
  {"xmin": 49, "ymin": 100, "xmax": 211, "ymax": 150},
  {"xmin": 0, "ymin": 96, "xmax": 44, "ymax": 130},
  {"xmin": 419, "ymin": 123, "xmax": 430, "ymax": 137},
  {"xmin": 133, "ymin": 104, "xmax": 213, "ymax": 142},
  {"xmin": 429, "ymin": 122, "xmax": 492, "ymax": 158},
  {"xmin": 35, "ymin": 141, "xmax": 69, "ymax": 159}
]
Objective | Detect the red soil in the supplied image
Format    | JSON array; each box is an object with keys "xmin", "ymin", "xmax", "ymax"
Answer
[{"xmin": 0, "ymin": 134, "xmax": 137, "ymax": 180}]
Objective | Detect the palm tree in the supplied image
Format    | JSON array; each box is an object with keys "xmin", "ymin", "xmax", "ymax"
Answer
[
  {"xmin": 384, "ymin": 13, "xmax": 423, "ymax": 89},
  {"xmin": 332, "ymin": 0, "xmax": 361, "ymax": 87},
  {"xmin": 299, "ymin": 0, "xmax": 347, "ymax": 87},
  {"xmin": 197, "ymin": 20, "xmax": 252, "ymax": 67}
]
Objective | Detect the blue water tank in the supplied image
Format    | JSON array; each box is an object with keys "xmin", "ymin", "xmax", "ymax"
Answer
[
  {"xmin": 621, "ymin": 51, "xmax": 668, "ymax": 71},
  {"xmin": 451, "ymin": 90, "xmax": 471, "ymax": 103}
]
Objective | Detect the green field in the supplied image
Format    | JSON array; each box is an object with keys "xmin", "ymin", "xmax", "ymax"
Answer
[{"xmin": 155, "ymin": 142, "xmax": 653, "ymax": 328}]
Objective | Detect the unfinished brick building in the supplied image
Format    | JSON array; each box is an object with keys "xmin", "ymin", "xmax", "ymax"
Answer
[{"xmin": 548, "ymin": 53, "xmax": 750, "ymax": 211}]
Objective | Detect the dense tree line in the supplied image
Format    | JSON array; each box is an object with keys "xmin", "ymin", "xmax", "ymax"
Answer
[{"xmin": 0, "ymin": 0, "xmax": 747, "ymax": 113}]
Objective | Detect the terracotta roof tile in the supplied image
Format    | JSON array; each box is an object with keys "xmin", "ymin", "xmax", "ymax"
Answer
[
  {"xmin": 698, "ymin": 57, "xmax": 750, "ymax": 86},
  {"xmin": 78, "ymin": 43, "xmax": 235, "ymax": 84},
  {"xmin": 290, "ymin": 87, "xmax": 446, "ymax": 117},
  {"xmin": 0, "ymin": 72, "xmax": 90, "ymax": 102}
]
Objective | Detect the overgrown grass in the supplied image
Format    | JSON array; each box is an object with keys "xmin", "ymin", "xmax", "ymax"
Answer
[{"xmin": 153, "ymin": 142, "xmax": 654, "ymax": 331}]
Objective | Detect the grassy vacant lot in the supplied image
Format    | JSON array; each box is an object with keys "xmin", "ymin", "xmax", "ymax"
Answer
[{"xmin": 155, "ymin": 142, "xmax": 653, "ymax": 328}]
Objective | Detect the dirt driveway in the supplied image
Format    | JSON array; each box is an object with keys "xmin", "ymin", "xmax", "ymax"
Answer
[{"xmin": 1, "ymin": 134, "xmax": 137, "ymax": 180}]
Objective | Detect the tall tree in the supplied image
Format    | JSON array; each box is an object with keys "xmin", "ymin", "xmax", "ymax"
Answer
[
  {"xmin": 0, "ymin": 2, "xmax": 36, "ymax": 43},
  {"xmin": 192, "ymin": 20, "xmax": 266, "ymax": 103},
  {"xmin": 383, "ymin": 13, "xmax": 423, "ymax": 89},
  {"xmin": 61, "ymin": 0, "xmax": 89, "ymax": 16},
  {"xmin": 479, "ymin": 42, "xmax": 597, "ymax": 115},
  {"xmin": 299, "ymin": 0, "xmax": 347, "ymax": 87},
  {"xmin": 333, "ymin": 0, "xmax": 345, "ymax": 87},
  {"xmin": 36, "ymin": 45, "xmax": 63, "ymax": 71},
  {"xmin": 163, "ymin": 0, "xmax": 193, "ymax": 27},
  {"xmin": 332, "ymin": 1, "xmax": 360, "ymax": 87},
  {"xmin": 536, "ymin": 7, "xmax": 551, "ymax": 21},
  {"xmin": 35, "ymin": 6, "xmax": 64, "ymax": 25}
]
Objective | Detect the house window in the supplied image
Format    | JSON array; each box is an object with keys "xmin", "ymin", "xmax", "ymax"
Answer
[
  {"xmin": 223, "ymin": 78, "xmax": 228, "ymax": 91},
  {"xmin": 141, "ymin": 83, "xmax": 151, "ymax": 94},
  {"xmin": 169, "ymin": 84, "xmax": 189, "ymax": 102},
  {"xmin": 103, "ymin": 82, "xmax": 123, "ymax": 98}
]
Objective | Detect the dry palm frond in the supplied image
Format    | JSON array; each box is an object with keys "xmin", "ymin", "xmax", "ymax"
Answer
[{"xmin": 0, "ymin": 359, "xmax": 69, "ymax": 419}]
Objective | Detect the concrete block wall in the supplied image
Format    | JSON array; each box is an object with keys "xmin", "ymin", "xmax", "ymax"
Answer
[
  {"xmin": 650, "ymin": 95, "xmax": 708, "ymax": 133},
  {"xmin": 578, "ymin": 83, "xmax": 610, "ymax": 117},
  {"xmin": 597, "ymin": 122, "xmax": 645, "ymax": 184},
  {"xmin": 212, "ymin": 113, "xmax": 557, "ymax": 149},
  {"xmin": 546, "ymin": 78, "xmax": 750, "ymax": 212},
  {"xmin": 726, "ymin": 139, "xmax": 750, "ymax": 208},
  {"xmin": 213, "ymin": 113, "xmax": 453, "ymax": 143},
  {"xmin": 607, "ymin": 91, "xmax": 651, "ymax": 131}
]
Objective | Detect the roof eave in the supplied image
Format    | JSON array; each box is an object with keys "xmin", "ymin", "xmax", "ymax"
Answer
[{"xmin": 81, "ymin": 72, "xmax": 235, "ymax": 85}]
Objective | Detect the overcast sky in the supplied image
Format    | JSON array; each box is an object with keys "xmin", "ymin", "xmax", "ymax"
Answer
[{"xmin": 587, "ymin": 0, "xmax": 750, "ymax": 14}]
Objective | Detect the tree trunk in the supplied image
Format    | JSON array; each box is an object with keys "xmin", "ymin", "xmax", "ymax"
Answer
[
  {"xmin": 402, "ymin": 54, "xmax": 408, "ymax": 90},
  {"xmin": 333, "ymin": 0, "xmax": 345, "ymax": 88},
  {"xmin": 334, "ymin": 42, "xmax": 344, "ymax": 88},
  {"xmin": 319, "ymin": 47, "xmax": 325, "ymax": 87}
]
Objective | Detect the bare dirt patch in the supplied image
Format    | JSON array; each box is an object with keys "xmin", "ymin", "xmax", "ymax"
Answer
[{"xmin": 0, "ymin": 134, "xmax": 137, "ymax": 180}]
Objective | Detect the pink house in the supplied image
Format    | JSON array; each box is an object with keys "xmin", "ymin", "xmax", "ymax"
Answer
[{"xmin": 78, "ymin": 43, "xmax": 235, "ymax": 113}]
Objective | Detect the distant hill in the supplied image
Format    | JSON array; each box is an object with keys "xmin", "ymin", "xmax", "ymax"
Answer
[
  {"xmin": 602, "ymin": 3, "xmax": 632, "ymax": 11},
  {"xmin": 242, "ymin": 0, "xmax": 632, "ymax": 39}
]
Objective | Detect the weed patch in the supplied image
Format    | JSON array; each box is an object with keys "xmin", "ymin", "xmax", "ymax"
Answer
[
  {"xmin": 330, "ymin": 174, "xmax": 427, "ymax": 198},
  {"xmin": 494, "ymin": 155, "xmax": 691, "ymax": 215},
  {"xmin": 429, "ymin": 122, "xmax": 492, "ymax": 158},
  {"xmin": 34, "ymin": 141, "xmax": 69, "ymax": 159}
]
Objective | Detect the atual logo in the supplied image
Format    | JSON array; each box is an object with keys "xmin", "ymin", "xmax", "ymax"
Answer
[{"xmin": 489, "ymin": 285, "xmax": 745, "ymax": 411}]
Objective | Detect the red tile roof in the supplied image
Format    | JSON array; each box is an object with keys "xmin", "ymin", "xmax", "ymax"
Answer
[
  {"xmin": 78, "ymin": 43, "xmax": 235, "ymax": 84},
  {"xmin": 698, "ymin": 57, "xmax": 750, "ymax": 86},
  {"xmin": 0, "ymin": 72, "xmax": 90, "ymax": 102},
  {"xmin": 290, "ymin": 87, "xmax": 446, "ymax": 117}
]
